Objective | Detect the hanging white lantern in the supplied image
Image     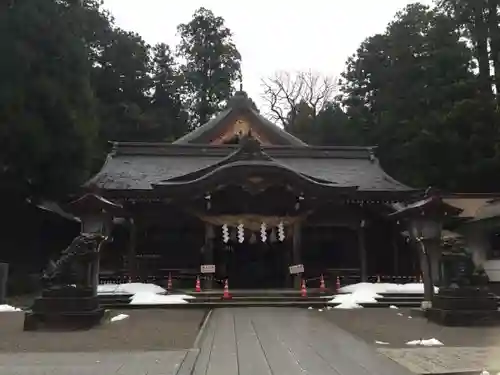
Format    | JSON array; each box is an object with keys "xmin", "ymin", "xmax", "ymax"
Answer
[
  {"xmin": 237, "ymin": 223, "xmax": 245, "ymax": 243},
  {"xmin": 222, "ymin": 224, "xmax": 229, "ymax": 243},
  {"xmin": 278, "ymin": 221, "xmax": 285, "ymax": 242},
  {"xmin": 260, "ymin": 222, "xmax": 267, "ymax": 242}
]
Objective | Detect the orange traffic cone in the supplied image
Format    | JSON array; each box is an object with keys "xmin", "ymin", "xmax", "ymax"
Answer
[
  {"xmin": 222, "ymin": 279, "xmax": 231, "ymax": 299},
  {"xmin": 377, "ymin": 275, "xmax": 381, "ymax": 283},
  {"xmin": 319, "ymin": 274, "xmax": 326, "ymax": 293},
  {"xmin": 195, "ymin": 275, "xmax": 201, "ymax": 292},
  {"xmin": 335, "ymin": 276, "xmax": 341, "ymax": 292},
  {"xmin": 167, "ymin": 273, "xmax": 173, "ymax": 291},
  {"xmin": 301, "ymin": 279, "xmax": 307, "ymax": 297}
]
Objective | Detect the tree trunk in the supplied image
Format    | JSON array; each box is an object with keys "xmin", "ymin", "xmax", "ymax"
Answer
[
  {"xmin": 472, "ymin": 4, "xmax": 493, "ymax": 96},
  {"xmin": 487, "ymin": 0, "xmax": 500, "ymax": 99}
]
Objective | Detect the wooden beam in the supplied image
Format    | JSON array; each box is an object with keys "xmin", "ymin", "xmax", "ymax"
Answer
[
  {"xmin": 128, "ymin": 218, "xmax": 137, "ymax": 280},
  {"xmin": 292, "ymin": 221, "xmax": 302, "ymax": 288},
  {"xmin": 358, "ymin": 220, "xmax": 368, "ymax": 282}
]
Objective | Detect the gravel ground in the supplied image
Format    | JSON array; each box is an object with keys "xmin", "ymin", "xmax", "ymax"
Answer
[
  {"xmin": 317, "ymin": 308, "xmax": 500, "ymax": 348},
  {"xmin": 0, "ymin": 309, "xmax": 207, "ymax": 352}
]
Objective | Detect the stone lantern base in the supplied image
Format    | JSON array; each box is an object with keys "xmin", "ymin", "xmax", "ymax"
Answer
[
  {"xmin": 23, "ymin": 287, "xmax": 107, "ymax": 331},
  {"xmin": 425, "ymin": 287, "xmax": 500, "ymax": 326}
]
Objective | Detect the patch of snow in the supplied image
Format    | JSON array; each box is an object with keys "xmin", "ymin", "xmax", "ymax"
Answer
[
  {"xmin": 406, "ymin": 338, "xmax": 443, "ymax": 346},
  {"xmin": 389, "ymin": 305, "xmax": 398, "ymax": 309},
  {"xmin": 375, "ymin": 340, "xmax": 389, "ymax": 345},
  {"xmin": 480, "ymin": 370, "xmax": 490, "ymax": 375},
  {"xmin": 339, "ymin": 282, "xmax": 438, "ymax": 294},
  {"xmin": 98, "ymin": 282, "xmax": 166, "ymax": 295},
  {"xmin": 0, "ymin": 304, "xmax": 21, "ymax": 312},
  {"xmin": 110, "ymin": 313, "xmax": 129, "ymax": 322},
  {"xmin": 308, "ymin": 306, "xmax": 313, "ymax": 310},
  {"xmin": 98, "ymin": 282, "xmax": 194, "ymax": 305},
  {"xmin": 318, "ymin": 309, "xmax": 323, "ymax": 312},
  {"xmin": 329, "ymin": 287, "xmax": 381, "ymax": 307},
  {"xmin": 334, "ymin": 301, "xmax": 363, "ymax": 309},
  {"xmin": 130, "ymin": 292, "xmax": 190, "ymax": 305},
  {"xmin": 397, "ymin": 313, "xmax": 403, "ymax": 316}
]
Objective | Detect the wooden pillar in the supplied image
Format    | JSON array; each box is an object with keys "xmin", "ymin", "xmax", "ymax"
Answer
[
  {"xmin": 128, "ymin": 218, "xmax": 137, "ymax": 281},
  {"xmin": 392, "ymin": 235, "xmax": 399, "ymax": 276},
  {"xmin": 358, "ymin": 220, "xmax": 368, "ymax": 282},
  {"xmin": 292, "ymin": 222, "xmax": 302, "ymax": 288},
  {"xmin": 283, "ymin": 240, "xmax": 292, "ymax": 288},
  {"xmin": 203, "ymin": 223, "xmax": 214, "ymax": 289}
]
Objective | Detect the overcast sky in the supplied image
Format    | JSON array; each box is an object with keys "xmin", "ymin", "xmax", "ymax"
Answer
[{"xmin": 103, "ymin": 0, "xmax": 435, "ymax": 107}]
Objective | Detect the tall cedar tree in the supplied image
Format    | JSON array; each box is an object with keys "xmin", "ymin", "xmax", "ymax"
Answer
[
  {"xmin": 91, "ymin": 29, "xmax": 152, "ymax": 142},
  {"xmin": 150, "ymin": 43, "xmax": 188, "ymax": 141},
  {"xmin": 340, "ymin": 3, "xmax": 500, "ymax": 191},
  {"xmin": 0, "ymin": 0, "xmax": 98, "ymax": 200},
  {"xmin": 177, "ymin": 8, "xmax": 242, "ymax": 127}
]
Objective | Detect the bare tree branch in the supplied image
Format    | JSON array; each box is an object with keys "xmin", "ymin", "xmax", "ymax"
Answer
[{"xmin": 260, "ymin": 70, "xmax": 337, "ymax": 128}]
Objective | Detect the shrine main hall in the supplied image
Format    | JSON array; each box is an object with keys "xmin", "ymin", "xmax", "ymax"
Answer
[{"xmin": 84, "ymin": 91, "xmax": 437, "ymax": 289}]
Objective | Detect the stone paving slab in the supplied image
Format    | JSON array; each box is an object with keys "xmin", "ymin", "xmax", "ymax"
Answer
[
  {"xmin": 0, "ymin": 310, "xmax": 205, "ymax": 352},
  {"xmin": 318, "ymin": 308, "xmax": 500, "ymax": 348},
  {"xmin": 380, "ymin": 346, "xmax": 500, "ymax": 374},
  {"xmin": 0, "ymin": 351, "xmax": 187, "ymax": 375},
  {"xmin": 193, "ymin": 307, "xmax": 414, "ymax": 375}
]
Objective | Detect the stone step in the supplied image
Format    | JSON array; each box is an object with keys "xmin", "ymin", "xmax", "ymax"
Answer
[
  {"xmin": 101, "ymin": 300, "xmax": 333, "ymax": 309},
  {"xmin": 178, "ymin": 288, "xmax": 333, "ymax": 297},
  {"xmin": 187, "ymin": 295, "xmax": 333, "ymax": 303},
  {"xmin": 378, "ymin": 294, "xmax": 423, "ymax": 299},
  {"xmin": 376, "ymin": 296, "xmax": 424, "ymax": 303},
  {"xmin": 360, "ymin": 301, "xmax": 422, "ymax": 308},
  {"xmin": 97, "ymin": 294, "xmax": 132, "ymax": 305}
]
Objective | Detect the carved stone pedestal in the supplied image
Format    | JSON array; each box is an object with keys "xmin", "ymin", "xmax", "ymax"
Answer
[
  {"xmin": 23, "ymin": 287, "xmax": 107, "ymax": 331},
  {"xmin": 425, "ymin": 287, "xmax": 500, "ymax": 326}
]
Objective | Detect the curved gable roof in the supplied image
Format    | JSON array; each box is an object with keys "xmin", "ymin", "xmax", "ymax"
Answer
[{"xmin": 173, "ymin": 91, "xmax": 307, "ymax": 147}]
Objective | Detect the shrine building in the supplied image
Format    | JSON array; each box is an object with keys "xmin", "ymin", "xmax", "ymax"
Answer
[{"xmin": 85, "ymin": 91, "xmax": 430, "ymax": 289}]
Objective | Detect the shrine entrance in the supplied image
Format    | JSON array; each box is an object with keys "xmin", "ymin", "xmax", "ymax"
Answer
[{"xmin": 213, "ymin": 231, "xmax": 289, "ymax": 289}]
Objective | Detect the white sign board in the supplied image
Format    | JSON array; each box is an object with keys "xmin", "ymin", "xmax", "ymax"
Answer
[
  {"xmin": 289, "ymin": 264, "xmax": 304, "ymax": 275},
  {"xmin": 200, "ymin": 264, "xmax": 216, "ymax": 274}
]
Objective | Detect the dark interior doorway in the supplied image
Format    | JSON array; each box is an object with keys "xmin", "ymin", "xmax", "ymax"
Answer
[{"xmin": 214, "ymin": 239, "xmax": 287, "ymax": 289}]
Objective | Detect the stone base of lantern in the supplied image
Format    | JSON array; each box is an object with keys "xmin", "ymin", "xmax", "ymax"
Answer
[
  {"xmin": 425, "ymin": 287, "xmax": 500, "ymax": 326},
  {"xmin": 23, "ymin": 287, "xmax": 107, "ymax": 331}
]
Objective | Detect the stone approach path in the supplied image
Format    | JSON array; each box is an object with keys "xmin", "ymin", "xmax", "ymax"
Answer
[
  {"xmin": 0, "ymin": 350, "xmax": 187, "ymax": 375},
  {"xmin": 8, "ymin": 307, "xmax": 498, "ymax": 374},
  {"xmin": 192, "ymin": 307, "xmax": 414, "ymax": 375},
  {"xmin": 380, "ymin": 346, "xmax": 500, "ymax": 374}
]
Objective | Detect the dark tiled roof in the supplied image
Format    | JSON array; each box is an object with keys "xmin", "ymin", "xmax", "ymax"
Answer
[{"xmin": 86, "ymin": 143, "xmax": 413, "ymax": 192}]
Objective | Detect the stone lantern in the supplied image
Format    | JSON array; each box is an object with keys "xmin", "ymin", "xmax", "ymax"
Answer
[
  {"xmin": 23, "ymin": 194, "xmax": 125, "ymax": 331},
  {"xmin": 65, "ymin": 193, "xmax": 125, "ymax": 294},
  {"xmin": 407, "ymin": 211, "xmax": 443, "ymax": 309},
  {"xmin": 390, "ymin": 191, "xmax": 460, "ymax": 310}
]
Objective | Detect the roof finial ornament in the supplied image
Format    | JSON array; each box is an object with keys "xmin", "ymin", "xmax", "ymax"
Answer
[{"xmin": 239, "ymin": 81, "xmax": 243, "ymax": 92}]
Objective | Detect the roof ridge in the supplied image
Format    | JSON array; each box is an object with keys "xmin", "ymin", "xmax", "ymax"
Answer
[
  {"xmin": 111, "ymin": 141, "xmax": 376, "ymax": 151},
  {"xmin": 110, "ymin": 144, "xmax": 375, "ymax": 159}
]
